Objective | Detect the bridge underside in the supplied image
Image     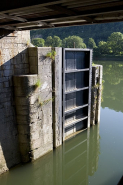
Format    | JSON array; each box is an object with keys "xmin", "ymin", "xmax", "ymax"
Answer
[{"xmin": 0, "ymin": 0, "xmax": 123, "ymax": 32}]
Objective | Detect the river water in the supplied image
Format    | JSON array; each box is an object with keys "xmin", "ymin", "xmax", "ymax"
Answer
[{"xmin": 0, "ymin": 60, "xmax": 123, "ymax": 185}]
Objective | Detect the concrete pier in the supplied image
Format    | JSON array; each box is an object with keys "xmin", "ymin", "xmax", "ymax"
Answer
[{"xmin": 91, "ymin": 65, "xmax": 103, "ymax": 125}]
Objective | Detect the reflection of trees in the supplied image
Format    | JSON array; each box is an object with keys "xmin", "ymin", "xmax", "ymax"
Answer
[
  {"xmin": 107, "ymin": 76, "xmax": 121, "ymax": 85},
  {"xmin": 94, "ymin": 61, "xmax": 123, "ymax": 112},
  {"xmin": 88, "ymin": 125, "xmax": 100, "ymax": 176}
]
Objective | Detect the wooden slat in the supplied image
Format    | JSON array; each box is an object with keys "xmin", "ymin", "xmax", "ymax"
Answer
[
  {"xmin": 0, "ymin": 25, "xmax": 19, "ymax": 31},
  {"xmin": 62, "ymin": 0, "xmax": 119, "ymax": 7},
  {"xmin": 66, "ymin": 0, "xmax": 120, "ymax": 8},
  {"xmin": 1, "ymin": 6, "xmax": 123, "ymax": 29},
  {"xmin": 75, "ymin": 1, "xmax": 123, "ymax": 12},
  {"xmin": 0, "ymin": 0, "xmax": 75, "ymax": 14},
  {"xmin": 0, "ymin": 13, "xmax": 27, "ymax": 22},
  {"xmin": 8, "ymin": 7, "xmax": 53, "ymax": 16},
  {"xmin": 0, "ymin": 0, "xmax": 123, "ymax": 31},
  {"xmin": 47, "ymin": 4, "xmax": 77, "ymax": 15},
  {"xmin": 0, "ymin": 0, "xmax": 60, "ymax": 12},
  {"xmin": 95, "ymin": 13, "xmax": 123, "ymax": 20},
  {"xmin": 18, "ymin": 16, "xmax": 123, "ymax": 31}
]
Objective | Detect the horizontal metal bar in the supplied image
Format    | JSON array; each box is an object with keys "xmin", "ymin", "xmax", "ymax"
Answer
[
  {"xmin": 65, "ymin": 87, "xmax": 89, "ymax": 94},
  {"xmin": 64, "ymin": 48, "xmax": 92, "ymax": 51},
  {"xmin": 64, "ymin": 116, "xmax": 88, "ymax": 129},
  {"xmin": 0, "ymin": 25, "xmax": 20, "ymax": 31},
  {"xmin": 0, "ymin": 13, "xmax": 27, "ymax": 22},
  {"xmin": 65, "ymin": 68, "xmax": 89, "ymax": 73},
  {"xmin": 65, "ymin": 104, "xmax": 88, "ymax": 114}
]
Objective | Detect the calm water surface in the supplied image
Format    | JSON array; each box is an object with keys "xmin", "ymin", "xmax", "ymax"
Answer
[{"xmin": 0, "ymin": 60, "xmax": 123, "ymax": 185}]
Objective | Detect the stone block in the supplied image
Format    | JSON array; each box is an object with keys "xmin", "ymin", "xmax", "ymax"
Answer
[
  {"xmin": 3, "ymin": 81, "xmax": 9, "ymax": 88},
  {"xmin": 4, "ymin": 70, "xmax": 13, "ymax": 77}
]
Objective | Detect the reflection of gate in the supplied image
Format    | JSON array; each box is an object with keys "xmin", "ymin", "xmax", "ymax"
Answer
[{"xmin": 63, "ymin": 49, "xmax": 92, "ymax": 141}]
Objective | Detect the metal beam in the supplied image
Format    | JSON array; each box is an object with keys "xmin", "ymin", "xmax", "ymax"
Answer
[
  {"xmin": 63, "ymin": 0, "xmax": 119, "ymax": 8},
  {"xmin": 83, "ymin": 16, "xmax": 94, "ymax": 23},
  {"xmin": 0, "ymin": 1, "xmax": 123, "ymax": 31},
  {"xmin": 37, "ymin": 21, "xmax": 54, "ymax": 27},
  {"xmin": 0, "ymin": 25, "xmax": 20, "ymax": 31},
  {"xmin": 0, "ymin": 13, "xmax": 27, "ymax": 22},
  {"xmin": 1, "ymin": 7, "xmax": 123, "ymax": 29},
  {"xmin": 16, "ymin": 21, "xmax": 54, "ymax": 28},
  {"xmin": 47, "ymin": 4, "xmax": 77, "ymax": 15},
  {"xmin": 19, "ymin": 17, "xmax": 123, "ymax": 30},
  {"xmin": 0, "ymin": 0, "xmax": 60, "ymax": 12}
]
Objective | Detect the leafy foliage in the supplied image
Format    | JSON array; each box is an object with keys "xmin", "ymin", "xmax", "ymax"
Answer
[
  {"xmin": 31, "ymin": 22, "xmax": 123, "ymax": 44},
  {"xmin": 31, "ymin": 27, "xmax": 123, "ymax": 56},
  {"xmin": 62, "ymin": 36, "xmax": 86, "ymax": 48},
  {"xmin": 96, "ymin": 32, "xmax": 123, "ymax": 55},
  {"xmin": 88, "ymin": 38, "xmax": 96, "ymax": 49},
  {"xmin": 35, "ymin": 79, "xmax": 42, "ymax": 89},
  {"xmin": 46, "ymin": 50, "xmax": 56, "ymax": 60},
  {"xmin": 107, "ymin": 32, "xmax": 123, "ymax": 55},
  {"xmin": 45, "ymin": 36, "xmax": 53, "ymax": 47},
  {"xmin": 45, "ymin": 36, "xmax": 62, "ymax": 47},
  {"xmin": 52, "ymin": 36, "xmax": 62, "ymax": 47},
  {"xmin": 32, "ymin": 38, "xmax": 45, "ymax": 47}
]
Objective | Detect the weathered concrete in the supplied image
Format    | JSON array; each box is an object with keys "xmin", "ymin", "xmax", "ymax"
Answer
[
  {"xmin": 52, "ymin": 47, "xmax": 62, "ymax": 148},
  {"xmin": 28, "ymin": 47, "xmax": 53, "ymax": 159},
  {"xmin": 29, "ymin": 47, "xmax": 63, "ymax": 148},
  {"xmin": 91, "ymin": 65, "xmax": 103, "ymax": 125},
  {"xmin": 13, "ymin": 75, "xmax": 38, "ymax": 162},
  {"xmin": 0, "ymin": 31, "xmax": 30, "ymax": 174}
]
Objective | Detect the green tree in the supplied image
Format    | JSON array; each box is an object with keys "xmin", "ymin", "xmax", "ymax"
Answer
[
  {"xmin": 107, "ymin": 32, "xmax": 123, "ymax": 55},
  {"xmin": 32, "ymin": 38, "xmax": 45, "ymax": 47},
  {"xmin": 98, "ymin": 41, "xmax": 111, "ymax": 54},
  {"xmin": 45, "ymin": 36, "xmax": 53, "ymax": 47},
  {"xmin": 88, "ymin": 38, "xmax": 96, "ymax": 49},
  {"xmin": 62, "ymin": 36, "xmax": 86, "ymax": 48},
  {"xmin": 52, "ymin": 36, "xmax": 62, "ymax": 47}
]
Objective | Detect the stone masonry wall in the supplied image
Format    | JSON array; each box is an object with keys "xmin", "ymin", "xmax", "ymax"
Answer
[
  {"xmin": 13, "ymin": 75, "xmax": 39, "ymax": 163},
  {"xmin": 0, "ymin": 31, "xmax": 30, "ymax": 174}
]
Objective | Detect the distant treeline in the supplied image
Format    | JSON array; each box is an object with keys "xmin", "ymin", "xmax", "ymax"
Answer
[
  {"xmin": 31, "ymin": 31, "xmax": 123, "ymax": 56},
  {"xmin": 31, "ymin": 22, "xmax": 123, "ymax": 44}
]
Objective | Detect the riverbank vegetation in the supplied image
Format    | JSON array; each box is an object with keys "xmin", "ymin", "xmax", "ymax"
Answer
[{"xmin": 31, "ymin": 22, "xmax": 123, "ymax": 56}]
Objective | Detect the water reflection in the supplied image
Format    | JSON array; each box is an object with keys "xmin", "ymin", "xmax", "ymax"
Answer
[
  {"xmin": 0, "ymin": 125, "xmax": 100, "ymax": 185},
  {"xmin": 94, "ymin": 61, "xmax": 123, "ymax": 112}
]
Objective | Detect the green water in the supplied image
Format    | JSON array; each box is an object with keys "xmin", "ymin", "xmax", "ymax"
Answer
[{"xmin": 0, "ymin": 60, "xmax": 123, "ymax": 185}]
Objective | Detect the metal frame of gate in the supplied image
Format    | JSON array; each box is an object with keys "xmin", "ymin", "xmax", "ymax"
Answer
[{"xmin": 62, "ymin": 48, "xmax": 92, "ymax": 141}]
